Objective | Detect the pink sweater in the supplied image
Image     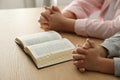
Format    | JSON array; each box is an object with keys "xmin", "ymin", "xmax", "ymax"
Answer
[{"xmin": 63, "ymin": 0, "xmax": 120, "ymax": 39}]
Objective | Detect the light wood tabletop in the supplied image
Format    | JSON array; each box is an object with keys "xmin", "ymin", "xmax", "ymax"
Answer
[{"xmin": 0, "ymin": 8, "xmax": 119, "ymax": 80}]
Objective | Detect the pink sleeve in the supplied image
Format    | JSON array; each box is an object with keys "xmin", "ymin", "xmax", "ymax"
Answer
[
  {"xmin": 74, "ymin": 16, "xmax": 120, "ymax": 39},
  {"xmin": 62, "ymin": 0, "xmax": 104, "ymax": 19}
]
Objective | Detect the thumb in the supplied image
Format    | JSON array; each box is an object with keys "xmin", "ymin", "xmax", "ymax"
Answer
[
  {"xmin": 87, "ymin": 39, "xmax": 96, "ymax": 48},
  {"xmin": 52, "ymin": 6, "xmax": 61, "ymax": 13},
  {"xmin": 45, "ymin": 6, "xmax": 57, "ymax": 14},
  {"xmin": 82, "ymin": 39, "xmax": 90, "ymax": 49}
]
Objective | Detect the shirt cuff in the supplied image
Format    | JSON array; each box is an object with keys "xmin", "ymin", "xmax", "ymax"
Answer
[
  {"xmin": 114, "ymin": 58, "xmax": 120, "ymax": 76},
  {"xmin": 100, "ymin": 42, "xmax": 120, "ymax": 58},
  {"xmin": 74, "ymin": 19, "xmax": 88, "ymax": 37}
]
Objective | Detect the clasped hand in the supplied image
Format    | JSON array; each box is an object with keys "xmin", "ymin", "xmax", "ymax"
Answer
[{"xmin": 38, "ymin": 6, "xmax": 66, "ymax": 31}]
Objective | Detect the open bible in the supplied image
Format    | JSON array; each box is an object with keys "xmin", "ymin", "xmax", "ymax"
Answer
[{"xmin": 15, "ymin": 31, "xmax": 75, "ymax": 68}]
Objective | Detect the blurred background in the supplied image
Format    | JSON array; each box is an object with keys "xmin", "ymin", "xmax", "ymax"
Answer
[
  {"xmin": 0, "ymin": 0, "xmax": 73, "ymax": 9},
  {"xmin": 0, "ymin": 0, "xmax": 99, "ymax": 19}
]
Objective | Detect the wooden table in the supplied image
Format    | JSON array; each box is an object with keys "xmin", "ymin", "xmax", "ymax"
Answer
[{"xmin": 0, "ymin": 8, "xmax": 119, "ymax": 80}]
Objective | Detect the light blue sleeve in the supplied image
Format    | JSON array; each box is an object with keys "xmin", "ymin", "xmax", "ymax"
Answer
[
  {"xmin": 100, "ymin": 31, "xmax": 120, "ymax": 57},
  {"xmin": 114, "ymin": 58, "xmax": 120, "ymax": 76},
  {"xmin": 100, "ymin": 31, "xmax": 120, "ymax": 76}
]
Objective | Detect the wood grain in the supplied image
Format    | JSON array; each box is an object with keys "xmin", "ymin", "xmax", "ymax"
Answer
[{"xmin": 0, "ymin": 8, "xmax": 119, "ymax": 80}]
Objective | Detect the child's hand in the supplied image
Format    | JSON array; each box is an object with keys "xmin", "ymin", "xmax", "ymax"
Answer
[
  {"xmin": 73, "ymin": 39, "xmax": 106, "ymax": 72},
  {"xmin": 39, "ymin": 6, "xmax": 75, "ymax": 32},
  {"xmin": 43, "ymin": 6, "xmax": 67, "ymax": 31},
  {"xmin": 72, "ymin": 39, "xmax": 93, "ymax": 72},
  {"xmin": 39, "ymin": 6, "xmax": 63, "ymax": 31}
]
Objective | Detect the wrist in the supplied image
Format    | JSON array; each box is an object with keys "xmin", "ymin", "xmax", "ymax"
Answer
[
  {"xmin": 62, "ymin": 11, "xmax": 76, "ymax": 19},
  {"xmin": 98, "ymin": 45, "xmax": 108, "ymax": 57},
  {"xmin": 93, "ymin": 57, "xmax": 104, "ymax": 72},
  {"xmin": 62, "ymin": 18, "xmax": 75, "ymax": 33},
  {"xmin": 98, "ymin": 57, "xmax": 114, "ymax": 74}
]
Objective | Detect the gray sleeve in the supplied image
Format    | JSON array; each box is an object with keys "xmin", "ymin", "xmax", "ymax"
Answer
[
  {"xmin": 114, "ymin": 58, "xmax": 120, "ymax": 76},
  {"xmin": 100, "ymin": 31, "xmax": 120, "ymax": 57},
  {"xmin": 100, "ymin": 32, "xmax": 120, "ymax": 76}
]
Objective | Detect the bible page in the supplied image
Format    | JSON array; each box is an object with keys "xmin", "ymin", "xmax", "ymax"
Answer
[
  {"xmin": 15, "ymin": 31, "xmax": 62, "ymax": 48},
  {"xmin": 25, "ymin": 38, "xmax": 75, "ymax": 58}
]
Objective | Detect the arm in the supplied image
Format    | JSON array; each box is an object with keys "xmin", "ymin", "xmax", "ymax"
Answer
[
  {"xmin": 74, "ymin": 16, "xmax": 120, "ymax": 39},
  {"xmin": 72, "ymin": 39, "xmax": 115, "ymax": 75},
  {"xmin": 73, "ymin": 38, "xmax": 119, "ymax": 76},
  {"xmin": 98, "ymin": 57, "xmax": 114, "ymax": 75},
  {"xmin": 100, "ymin": 31, "xmax": 120, "ymax": 57},
  {"xmin": 51, "ymin": 6, "xmax": 77, "ymax": 19},
  {"xmin": 62, "ymin": 0, "xmax": 104, "ymax": 19},
  {"xmin": 62, "ymin": 10, "xmax": 77, "ymax": 19},
  {"xmin": 40, "ymin": 6, "xmax": 76, "ymax": 32},
  {"xmin": 100, "ymin": 32, "xmax": 120, "ymax": 76}
]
